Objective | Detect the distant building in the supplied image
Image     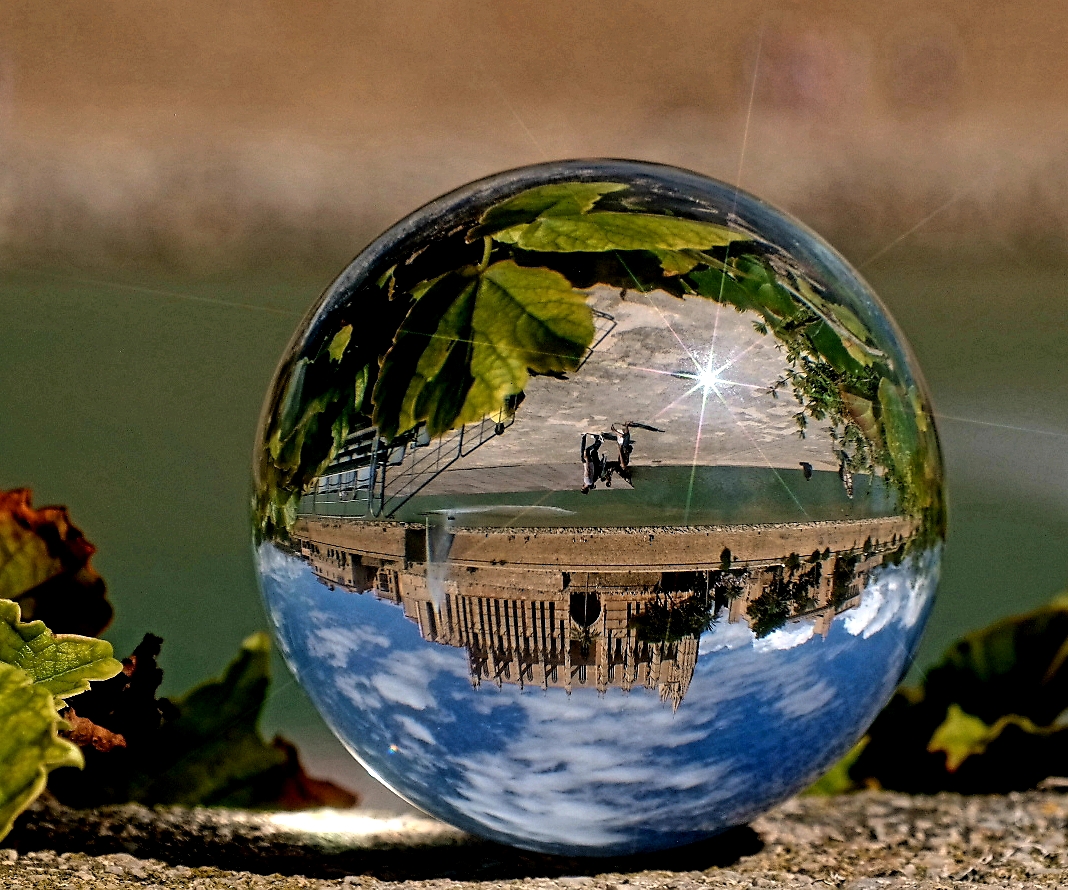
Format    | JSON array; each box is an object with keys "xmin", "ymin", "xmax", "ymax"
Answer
[{"xmin": 292, "ymin": 515, "xmax": 917, "ymax": 708}]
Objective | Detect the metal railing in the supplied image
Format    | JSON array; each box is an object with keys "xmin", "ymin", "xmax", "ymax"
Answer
[{"xmin": 300, "ymin": 308, "xmax": 616, "ymax": 520}]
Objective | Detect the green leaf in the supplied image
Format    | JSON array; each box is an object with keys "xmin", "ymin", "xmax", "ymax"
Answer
[
  {"xmin": 375, "ymin": 264, "xmax": 396, "ymax": 290},
  {"xmin": 498, "ymin": 212, "xmax": 748, "ymax": 253},
  {"xmin": 113, "ymin": 632, "xmax": 354, "ymax": 808},
  {"xmin": 0, "ymin": 599, "xmax": 122, "ymax": 705},
  {"xmin": 689, "ymin": 268, "xmax": 759, "ymax": 313},
  {"xmin": 47, "ymin": 633, "xmax": 356, "ymax": 811},
  {"xmin": 272, "ymin": 357, "xmax": 309, "ymax": 448},
  {"xmin": 926, "ymin": 705, "xmax": 1048, "ymax": 772},
  {"xmin": 467, "ymin": 182, "xmax": 627, "ymax": 240},
  {"xmin": 840, "ymin": 391, "xmax": 881, "ymax": 446},
  {"xmin": 795, "ymin": 278, "xmax": 875, "ymax": 345},
  {"xmin": 326, "ymin": 324, "xmax": 352, "ymax": 363},
  {"xmin": 0, "ymin": 661, "xmax": 83, "ymax": 840},
  {"xmin": 754, "ymin": 281, "xmax": 800, "ymax": 320},
  {"xmin": 410, "ymin": 272, "xmax": 449, "ymax": 301},
  {"xmin": 650, "ymin": 249, "xmax": 701, "ymax": 276},
  {"xmin": 878, "ymin": 378, "xmax": 920, "ymax": 492},
  {"xmin": 374, "ymin": 260, "xmax": 594, "ymax": 441},
  {"xmin": 809, "ymin": 321, "xmax": 865, "ymax": 377},
  {"xmin": 137, "ymin": 632, "xmax": 283, "ymax": 806},
  {"xmin": 373, "ymin": 271, "xmax": 476, "ymax": 442},
  {"xmin": 352, "ymin": 363, "xmax": 369, "ymax": 415}
]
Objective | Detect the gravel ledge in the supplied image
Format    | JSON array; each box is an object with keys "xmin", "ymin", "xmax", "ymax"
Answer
[{"xmin": 3, "ymin": 790, "xmax": 1067, "ymax": 889}]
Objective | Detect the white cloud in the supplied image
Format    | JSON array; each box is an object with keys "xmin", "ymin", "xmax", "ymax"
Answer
[
  {"xmin": 306, "ymin": 622, "xmax": 389, "ymax": 668},
  {"xmin": 256, "ymin": 542, "xmax": 306, "ymax": 585},
  {"xmin": 754, "ymin": 620, "xmax": 816, "ymax": 652},
  {"xmin": 843, "ymin": 549, "xmax": 941, "ymax": 639},
  {"xmin": 371, "ymin": 671, "xmax": 436, "ymax": 711},
  {"xmin": 776, "ymin": 678, "xmax": 836, "ymax": 719},
  {"xmin": 441, "ymin": 684, "xmax": 746, "ymax": 848},
  {"xmin": 335, "ymin": 673, "xmax": 383, "ymax": 711},
  {"xmin": 700, "ymin": 620, "xmax": 756, "ymax": 653},
  {"xmin": 395, "ymin": 714, "xmax": 438, "ymax": 747}
]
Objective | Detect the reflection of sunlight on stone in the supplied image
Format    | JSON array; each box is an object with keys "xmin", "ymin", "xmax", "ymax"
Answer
[{"xmin": 265, "ymin": 810, "xmax": 463, "ymax": 845}]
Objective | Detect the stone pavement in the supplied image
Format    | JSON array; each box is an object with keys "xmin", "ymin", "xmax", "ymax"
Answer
[{"xmin": 3, "ymin": 790, "xmax": 1068, "ymax": 888}]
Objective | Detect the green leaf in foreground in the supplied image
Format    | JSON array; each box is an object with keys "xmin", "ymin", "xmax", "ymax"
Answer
[
  {"xmin": 134, "ymin": 631, "xmax": 285, "ymax": 806},
  {"xmin": 495, "ymin": 211, "xmax": 748, "ymax": 253},
  {"xmin": 467, "ymin": 181, "xmax": 627, "ymax": 240},
  {"xmin": 0, "ymin": 599, "xmax": 121, "ymax": 705},
  {"xmin": 0, "ymin": 661, "xmax": 82, "ymax": 840},
  {"xmin": 926, "ymin": 705, "xmax": 1051, "ymax": 772},
  {"xmin": 650, "ymin": 249, "xmax": 702, "ymax": 276},
  {"xmin": 373, "ymin": 260, "xmax": 594, "ymax": 441}
]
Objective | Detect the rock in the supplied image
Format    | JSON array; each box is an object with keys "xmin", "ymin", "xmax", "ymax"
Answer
[{"xmin": 1, "ymin": 791, "xmax": 1066, "ymax": 888}]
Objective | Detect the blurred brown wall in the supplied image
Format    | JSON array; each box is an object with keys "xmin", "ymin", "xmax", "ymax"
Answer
[{"xmin": 2, "ymin": 0, "xmax": 1067, "ymax": 269}]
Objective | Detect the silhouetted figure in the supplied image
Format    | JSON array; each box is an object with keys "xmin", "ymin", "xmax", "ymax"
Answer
[
  {"xmin": 609, "ymin": 422, "xmax": 635, "ymax": 471},
  {"xmin": 603, "ymin": 421, "xmax": 663, "ymax": 486},
  {"xmin": 837, "ymin": 452, "xmax": 854, "ymax": 498},
  {"xmin": 799, "ymin": 461, "xmax": 813, "ymax": 480},
  {"xmin": 581, "ymin": 433, "xmax": 604, "ymax": 494}
]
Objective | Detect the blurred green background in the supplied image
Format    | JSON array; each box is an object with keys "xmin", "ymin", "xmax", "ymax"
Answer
[{"xmin": 1, "ymin": 1, "xmax": 1067, "ymax": 808}]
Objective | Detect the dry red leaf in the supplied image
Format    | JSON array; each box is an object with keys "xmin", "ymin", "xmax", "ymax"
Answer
[
  {"xmin": 0, "ymin": 488, "xmax": 113, "ymax": 636},
  {"xmin": 61, "ymin": 708, "xmax": 127, "ymax": 753}
]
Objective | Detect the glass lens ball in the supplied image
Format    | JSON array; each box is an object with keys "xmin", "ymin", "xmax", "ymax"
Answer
[{"xmin": 252, "ymin": 160, "xmax": 944, "ymax": 856}]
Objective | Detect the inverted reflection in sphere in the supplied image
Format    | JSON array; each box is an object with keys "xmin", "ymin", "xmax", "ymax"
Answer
[{"xmin": 252, "ymin": 161, "xmax": 945, "ymax": 856}]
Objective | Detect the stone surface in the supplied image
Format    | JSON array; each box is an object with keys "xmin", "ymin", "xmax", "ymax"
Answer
[{"xmin": 4, "ymin": 790, "xmax": 1068, "ymax": 888}]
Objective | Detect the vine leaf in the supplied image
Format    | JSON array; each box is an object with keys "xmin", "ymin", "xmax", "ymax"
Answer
[
  {"xmin": 651, "ymin": 249, "xmax": 701, "ymax": 276},
  {"xmin": 795, "ymin": 277, "xmax": 876, "ymax": 346},
  {"xmin": 467, "ymin": 182, "xmax": 627, "ymax": 241},
  {"xmin": 0, "ymin": 661, "xmax": 83, "ymax": 840},
  {"xmin": 494, "ymin": 211, "xmax": 748, "ymax": 253},
  {"xmin": 840, "ymin": 391, "xmax": 881, "ymax": 446},
  {"xmin": 373, "ymin": 260, "xmax": 594, "ymax": 441},
  {"xmin": 123, "ymin": 632, "xmax": 352, "ymax": 808},
  {"xmin": 0, "ymin": 599, "xmax": 122, "ymax": 706},
  {"xmin": 926, "ymin": 705, "xmax": 1048, "ymax": 772}
]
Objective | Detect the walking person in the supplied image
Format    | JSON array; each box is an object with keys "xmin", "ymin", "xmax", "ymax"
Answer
[
  {"xmin": 604, "ymin": 421, "xmax": 662, "ymax": 484},
  {"xmin": 581, "ymin": 433, "xmax": 604, "ymax": 494}
]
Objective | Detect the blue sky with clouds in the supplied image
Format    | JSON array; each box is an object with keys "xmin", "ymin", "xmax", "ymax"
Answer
[{"xmin": 257, "ymin": 544, "xmax": 938, "ymax": 856}]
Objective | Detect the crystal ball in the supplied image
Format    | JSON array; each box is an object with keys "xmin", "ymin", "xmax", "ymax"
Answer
[{"xmin": 252, "ymin": 160, "xmax": 944, "ymax": 856}]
